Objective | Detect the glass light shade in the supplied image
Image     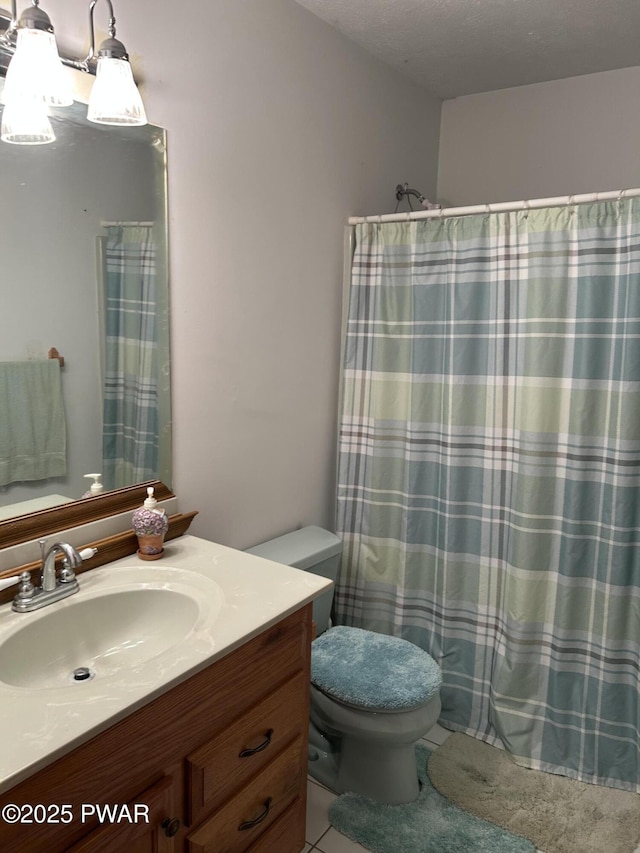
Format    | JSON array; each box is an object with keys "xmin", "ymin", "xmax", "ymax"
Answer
[
  {"xmin": 1, "ymin": 97, "xmax": 55, "ymax": 144},
  {"xmin": 1, "ymin": 28, "xmax": 72, "ymax": 107},
  {"xmin": 87, "ymin": 56, "xmax": 147, "ymax": 126}
]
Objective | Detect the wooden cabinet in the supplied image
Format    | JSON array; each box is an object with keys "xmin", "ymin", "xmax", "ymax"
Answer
[
  {"xmin": 66, "ymin": 776, "xmax": 178, "ymax": 853},
  {"xmin": 0, "ymin": 605, "xmax": 311, "ymax": 853}
]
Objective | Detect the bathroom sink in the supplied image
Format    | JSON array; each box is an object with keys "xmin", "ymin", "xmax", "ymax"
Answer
[{"xmin": 0, "ymin": 566, "xmax": 224, "ymax": 690}]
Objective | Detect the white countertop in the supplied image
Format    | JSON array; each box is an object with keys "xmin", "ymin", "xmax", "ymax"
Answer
[
  {"xmin": 0, "ymin": 534, "xmax": 332, "ymax": 794},
  {"xmin": 0, "ymin": 494, "xmax": 74, "ymax": 521}
]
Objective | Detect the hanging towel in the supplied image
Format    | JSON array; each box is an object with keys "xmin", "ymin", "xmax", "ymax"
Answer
[{"xmin": 0, "ymin": 360, "xmax": 67, "ymax": 486}]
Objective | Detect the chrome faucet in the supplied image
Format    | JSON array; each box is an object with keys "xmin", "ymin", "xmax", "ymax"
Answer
[
  {"xmin": 41, "ymin": 541, "xmax": 82, "ymax": 591},
  {"xmin": 10, "ymin": 540, "xmax": 98, "ymax": 613}
]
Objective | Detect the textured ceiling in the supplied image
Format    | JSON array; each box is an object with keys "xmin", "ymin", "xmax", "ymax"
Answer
[{"xmin": 292, "ymin": 0, "xmax": 640, "ymax": 99}]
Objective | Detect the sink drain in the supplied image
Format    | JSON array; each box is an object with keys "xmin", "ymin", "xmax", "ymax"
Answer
[{"xmin": 72, "ymin": 666, "xmax": 94, "ymax": 682}]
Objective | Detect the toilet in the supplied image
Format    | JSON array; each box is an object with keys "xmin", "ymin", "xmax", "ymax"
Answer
[{"xmin": 246, "ymin": 526, "xmax": 442, "ymax": 804}]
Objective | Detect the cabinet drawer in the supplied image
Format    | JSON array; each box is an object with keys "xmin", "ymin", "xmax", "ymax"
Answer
[
  {"xmin": 209, "ymin": 607, "xmax": 310, "ymax": 728},
  {"xmin": 187, "ymin": 671, "xmax": 307, "ymax": 825},
  {"xmin": 186, "ymin": 735, "xmax": 303, "ymax": 853},
  {"xmin": 246, "ymin": 796, "xmax": 305, "ymax": 853}
]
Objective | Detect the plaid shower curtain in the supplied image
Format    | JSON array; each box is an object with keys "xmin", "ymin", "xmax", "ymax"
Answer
[
  {"xmin": 102, "ymin": 225, "xmax": 159, "ymax": 489},
  {"xmin": 335, "ymin": 201, "xmax": 640, "ymax": 791}
]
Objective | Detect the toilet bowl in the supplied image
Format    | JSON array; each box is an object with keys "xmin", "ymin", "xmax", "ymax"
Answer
[
  {"xmin": 309, "ymin": 624, "xmax": 441, "ymax": 802},
  {"xmin": 246, "ymin": 526, "xmax": 442, "ymax": 804}
]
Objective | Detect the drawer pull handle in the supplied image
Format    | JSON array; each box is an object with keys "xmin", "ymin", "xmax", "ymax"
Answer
[
  {"xmin": 238, "ymin": 797, "xmax": 272, "ymax": 831},
  {"xmin": 161, "ymin": 817, "xmax": 181, "ymax": 837},
  {"xmin": 239, "ymin": 728, "xmax": 274, "ymax": 758}
]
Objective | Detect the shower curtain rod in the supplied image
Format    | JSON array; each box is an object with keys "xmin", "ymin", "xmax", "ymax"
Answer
[{"xmin": 348, "ymin": 187, "xmax": 640, "ymax": 224}]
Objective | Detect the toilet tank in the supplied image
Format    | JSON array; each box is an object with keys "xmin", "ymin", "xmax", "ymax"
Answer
[{"xmin": 246, "ymin": 526, "xmax": 342, "ymax": 634}]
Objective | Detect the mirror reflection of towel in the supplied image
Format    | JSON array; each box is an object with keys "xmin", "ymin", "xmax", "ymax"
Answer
[{"xmin": 0, "ymin": 360, "xmax": 66, "ymax": 486}]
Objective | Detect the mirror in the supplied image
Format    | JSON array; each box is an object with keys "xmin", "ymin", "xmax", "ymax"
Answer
[{"xmin": 0, "ymin": 81, "xmax": 171, "ymax": 529}]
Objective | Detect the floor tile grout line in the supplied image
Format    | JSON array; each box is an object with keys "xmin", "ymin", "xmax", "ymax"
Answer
[
  {"xmin": 312, "ymin": 825, "xmax": 334, "ymax": 852},
  {"xmin": 305, "ymin": 827, "xmax": 330, "ymax": 849}
]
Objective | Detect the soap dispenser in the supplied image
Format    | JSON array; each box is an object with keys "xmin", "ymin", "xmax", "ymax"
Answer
[
  {"xmin": 82, "ymin": 473, "xmax": 104, "ymax": 498},
  {"xmin": 132, "ymin": 486, "xmax": 169, "ymax": 560}
]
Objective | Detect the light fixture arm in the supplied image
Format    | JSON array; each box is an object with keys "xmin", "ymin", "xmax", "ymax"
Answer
[
  {"xmin": 0, "ymin": 11, "xmax": 15, "ymax": 58},
  {"xmin": 86, "ymin": 0, "xmax": 128, "ymax": 64},
  {"xmin": 0, "ymin": 0, "xmax": 32, "ymax": 48}
]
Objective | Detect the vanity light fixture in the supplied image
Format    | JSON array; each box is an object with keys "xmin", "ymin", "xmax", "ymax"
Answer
[
  {"xmin": 0, "ymin": 93, "xmax": 53, "ymax": 143},
  {"xmin": 86, "ymin": 0, "xmax": 147, "ymax": 126},
  {"xmin": 0, "ymin": 0, "xmax": 146, "ymax": 145},
  {"xmin": 0, "ymin": 0, "xmax": 70, "ymax": 143},
  {"xmin": 0, "ymin": 0, "xmax": 72, "ymax": 109}
]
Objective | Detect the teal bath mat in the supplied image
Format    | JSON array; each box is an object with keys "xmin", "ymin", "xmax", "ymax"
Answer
[{"xmin": 328, "ymin": 744, "xmax": 535, "ymax": 853}]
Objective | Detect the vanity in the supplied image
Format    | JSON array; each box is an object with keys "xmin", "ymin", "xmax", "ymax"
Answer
[{"xmin": 0, "ymin": 515, "xmax": 331, "ymax": 852}]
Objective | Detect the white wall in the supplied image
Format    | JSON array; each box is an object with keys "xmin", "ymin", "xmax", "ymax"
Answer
[
  {"xmin": 438, "ymin": 67, "xmax": 640, "ymax": 206},
  {"xmin": 51, "ymin": 0, "xmax": 442, "ymax": 548}
]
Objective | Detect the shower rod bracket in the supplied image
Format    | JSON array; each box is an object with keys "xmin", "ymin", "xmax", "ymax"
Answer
[{"xmin": 394, "ymin": 183, "xmax": 440, "ymax": 212}]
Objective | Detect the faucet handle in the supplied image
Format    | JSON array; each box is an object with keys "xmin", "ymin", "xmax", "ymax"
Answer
[
  {"xmin": 0, "ymin": 571, "xmax": 35, "ymax": 597},
  {"xmin": 59, "ymin": 547, "xmax": 98, "ymax": 584},
  {"xmin": 79, "ymin": 547, "xmax": 98, "ymax": 561},
  {"xmin": 59, "ymin": 562, "xmax": 77, "ymax": 584},
  {"xmin": 0, "ymin": 575, "xmax": 21, "ymax": 592},
  {"xmin": 15, "ymin": 571, "xmax": 35, "ymax": 601}
]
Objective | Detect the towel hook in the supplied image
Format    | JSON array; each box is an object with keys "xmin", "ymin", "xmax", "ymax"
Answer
[{"xmin": 48, "ymin": 347, "xmax": 65, "ymax": 367}]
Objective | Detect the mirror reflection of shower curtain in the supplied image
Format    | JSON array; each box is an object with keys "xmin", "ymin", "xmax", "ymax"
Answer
[{"xmin": 100, "ymin": 224, "xmax": 159, "ymax": 490}]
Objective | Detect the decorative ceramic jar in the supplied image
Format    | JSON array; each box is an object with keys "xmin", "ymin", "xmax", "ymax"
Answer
[{"xmin": 132, "ymin": 487, "xmax": 169, "ymax": 561}]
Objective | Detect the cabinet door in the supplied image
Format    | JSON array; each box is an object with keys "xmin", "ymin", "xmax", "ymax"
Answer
[{"xmin": 66, "ymin": 775, "xmax": 181, "ymax": 853}]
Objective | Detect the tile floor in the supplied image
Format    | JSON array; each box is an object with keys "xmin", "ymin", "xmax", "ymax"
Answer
[{"xmin": 302, "ymin": 724, "xmax": 547, "ymax": 853}]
